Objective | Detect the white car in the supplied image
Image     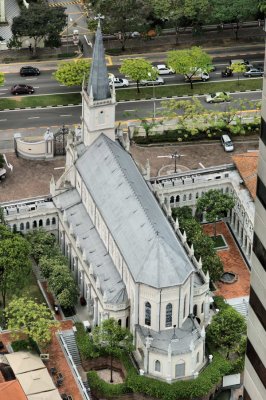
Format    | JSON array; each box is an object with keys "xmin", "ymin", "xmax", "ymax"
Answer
[
  {"xmin": 156, "ymin": 64, "xmax": 175, "ymax": 75},
  {"xmin": 140, "ymin": 76, "xmax": 165, "ymax": 86},
  {"xmin": 109, "ymin": 77, "xmax": 129, "ymax": 88},
  {"xmin": 205, "ymin": 92, "xmax": 231, "ymax": 103}
]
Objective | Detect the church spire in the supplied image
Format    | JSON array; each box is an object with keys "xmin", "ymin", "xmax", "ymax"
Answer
[{"xmin": 87, "ymin": 17, "xmax": 111, "ymax": 101}]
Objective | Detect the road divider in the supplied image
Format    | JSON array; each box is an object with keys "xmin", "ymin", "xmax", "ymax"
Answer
[{"xmin": 0, "ymin": 79, "xmax": 262, "ymax": 110}]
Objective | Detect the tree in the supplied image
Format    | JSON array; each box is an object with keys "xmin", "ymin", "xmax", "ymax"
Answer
[
  {"xmin": 11, "ymin": 3, "xmax": 67, "ymax": 55},
  {"xmin": 211, "ymin": 0, "xmax": 259, "ymax": 40},
  {"xmin": 26, "ymin": 229, "xmax": 58, "ymax": 263},
  {"xmin": 0, "ymin": 208, "xmax": 5, "ymax": 225},
  {"xmin": 196, "ymin": 189, "xmax": 235, "ymax": 237},
  {"xmin": 167, "ymin": 47, "xmax": 212, "ymax": 89},
  {"xmin": 39, "ymin": 254, "xmax": 68, "ymax": 279},
  {"xmin": 183, "ymin": 0, "xmax": 211, "ymax": 32},
  {"xmin": 120, "ymin": 58, "xmax": 157, "ymax": 93},
  {"xmin": 207, "ymin": 307, "xmax": 246, "ymax": 358},
  {"xmin": 0, "ymin": 225, "xmax": 31, "ymax": 308},
  {"xmin": 0, "ymin": 73, "xmax": 4, "ymax": 86},
  {"xmin": 48, "ymin": 265, "xmax": 79, "ymax": 308},
  {"xmin": 93, "ymin": 318, "xmax": 133, "ymax": 383},
  {"xmin": 54, "ymin": 60, "xmax": 91, "ymax": 87},
  {"xmin": 5, "ymin": 297, "xmax": 59, "ymax": 348},
  {"xmin": 230, "ymin": 62, "xmax": 246, "ymax": 85},
  {"xmin": 92, "ymin": 0, "xmax": 151, "ymax": 51},
  {"xmin": 161, "ymin": 97, "xmax": 205, "ymax": 130}
]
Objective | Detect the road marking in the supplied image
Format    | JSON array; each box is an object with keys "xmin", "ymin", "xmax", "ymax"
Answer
[
  {"xmin": 124, "ymin": 109, "xmax": 136, "ymax": 112},
  {"xmin": 28, "ymin": 116, "xmax": 40, "ymax": 119},
  {"xmin": 60, "ymin": 84, "xmax": 66, "ymax": 86},
  {"xmin": 199, "ymin": 163, "xmax": 205, "ymax": 168},
  {"xmin": 33, "ymin": 86, "xmax": 40, "ymax": 89},
  {"xmin": 60, "ymin": 114, "xmax": 72, "ymax": 117},
  {"xmin": 0, "ymin": 119, "xmax": 7, "ymax": 121},
  {"xmin": 0, "ymin": 88, "xmax": 8, "ymax": 91},
  {"xmin": 26, "ymin": 78, "xmax": 38, "ymax": 81},
  {"xmin": 54, "ymin": 167, "xmax": 65, "ymax": 170}
]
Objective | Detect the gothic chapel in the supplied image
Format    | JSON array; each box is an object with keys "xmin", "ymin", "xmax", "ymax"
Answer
[{"xmin": 50, "ymin": 21, "xmax": 211, "ymax": 381}]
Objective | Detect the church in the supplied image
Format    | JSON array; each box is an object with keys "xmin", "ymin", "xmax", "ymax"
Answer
[{"xmin": 50, "ymin": 21, "xmax": 211, "ymax": 381}]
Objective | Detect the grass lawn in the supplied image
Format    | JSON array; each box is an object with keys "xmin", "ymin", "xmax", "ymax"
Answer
[
  {"xmin": 0, "ymin": 78, "xmax": 262, "ymax": 110},
  {"xmin": 0, "ymin": 93, "xmax": 81, "ymax": 110},
  {"xmin": 211, "ymin": 234, "xmax": 227, "ymax": 248}
]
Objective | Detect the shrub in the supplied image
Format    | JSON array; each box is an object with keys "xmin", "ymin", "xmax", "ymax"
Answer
[
  {"xmin": 75, "ymin": 323, "xmax": 99, "ymax": 359},
  {"xmin": 11, "ymin": 338, "xmax": 40, "ymax": 354}
]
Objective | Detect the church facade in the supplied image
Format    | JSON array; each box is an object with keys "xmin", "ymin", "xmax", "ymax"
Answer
[{"xmin": 49, "ymin": 22, "xmax": 210, "ymax": 381}]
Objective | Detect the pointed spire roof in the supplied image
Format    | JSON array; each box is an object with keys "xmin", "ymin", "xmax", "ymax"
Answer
[{"xmin": 87, "ymin": 20, "xmax": 111, "ymax": 101}]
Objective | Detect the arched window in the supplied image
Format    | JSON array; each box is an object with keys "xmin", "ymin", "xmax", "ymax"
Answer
[
  {"xmin": 13, "ymin": 224, "xmax": 17, "ymax": 232},
  {"xmin": 183, "ymin": 194, "xmax": 186, "ymax": 201},
  {"xmin": 189, "ymin": 193, "xmax": 192, "ymax": 200},
  {"xmin": 196, "ymin": 192, "xmax": 199, "ymax": 199},
  {"xmin": 165, "ymin": 303, "xmax": 172, "ymax": 327},
  {"xmin": 170, "ymin": 196, "xmax": 175, "ymax": 203},
  {"xmin": 46, "ymin": 218, "xmax": 50, "ymax": 226},
  {"xmin": 52, "ymin": 217, "xmax": 56, "ymax": 225},
  {"xmin": 26, "ymin": 221, "xmax": 30, "ymax": 229},
  {"xmin": 118, "ymin": 319, "xmax": 121, "ymax": 326},
  {"xmin": 193, "ymin": 304, "xmax": 197, "ymax": 317},
  {"xmin": 155, "ymin": 360, "xmax": 161, "ymax": 372},
  {"xmin": 33, "ymin": 221, "xmax": 37, "ymax": 228},
  {"xmin": 20, "ymin": 223, "xmax": 24, "ymax": 230},
  {"xmin": 126, "ymin": 316, "xmax": 129, "ymax": 328},
  {"xmin": 175, "ymin": 361, "xmax": 185, "ymax": 378},
  {"xmin": 201, "ymin": 302, "xmax": 204, "ymax": 313},
  {"xmin": 196, "ymin": 352, "xmax": 200, "ymax": 363},
  {"xmin": 145, "ymin": 302, "xmax": 151, "ymax": 326},
  {"xmin": 176, "ymin": 195, "xmax": 180, "ymax": 203},
  {"xmin": 39, "ymin": 219, "xmax": 43, "ymax": 227},
  {"xmin": 183, "ymin": 295, "xmax": 187, "ymax": 319}
]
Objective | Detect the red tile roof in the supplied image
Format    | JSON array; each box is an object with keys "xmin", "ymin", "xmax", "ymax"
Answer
[
  {"xmin": 232, "ymin": 151, "xmax": 258, "ymax": 200},
  {"xmin": 0, "ymin": 380, "xmax": 27, "ymax": 400}
]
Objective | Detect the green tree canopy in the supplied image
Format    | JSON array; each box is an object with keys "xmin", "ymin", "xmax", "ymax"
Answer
[
  {"xmin": 39, "ymin": 254, "xmax": 68, "ymax": 279},
  {"xmin": 230, "ymin": 62, "xmax": 247, "ymax": 85},
  {"xmin": 54, "ymin": 60, "xmax": 91, "ymax": 87},
  {"xmin": 93, "ymin": 318, "xmax": 133, "ymax": 382},
  {"xmin": 167, "ymin": 46, "xmax": 212, "ymax": 88},
  {"xmin": 196, "ymin": 189, "xmax": 235, "ymax": 237},
  {"xmin": 207, "ymin": 307, "xmax": 246, "ymax": 358},
  {"xmin": 0, "ymin": 73, "xmax": 4, "ymax": 87},
  {"xmin": 120, "ymin": 58, "xmax": 157, "ymax": 93},
  {"xmin": 0, "ymin": 225, "xmax": 31, "ymax": 308},
  {"xmin": 11, "ymin": 3, "xmax": 66, "ymax": 55},
  {"xmin": 210, "ymin": 0, "xmax": 259, "ymax": 39},
  {"xmin": 5, "ymin": 296, "xmax": 59, "ymax": 348},
  {"xmin": 92, "ymin": 0, "xmax": 151, "ymax": 51},
  {"xmin": 26, "ymin": 229, "xmax": 58, "ymax": 263},
  {"xmin": 48, "ymin": 264, "xmax": 79, "ymax": 308}
]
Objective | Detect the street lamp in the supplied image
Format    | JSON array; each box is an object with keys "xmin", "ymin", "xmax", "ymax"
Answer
[
  {"xmin": 148, "ymin": 72, "xmax": 156, "ymax": 119},
  {"xmin": 66, "ymin": 16, "xmax": 73, "ymax": 55}
]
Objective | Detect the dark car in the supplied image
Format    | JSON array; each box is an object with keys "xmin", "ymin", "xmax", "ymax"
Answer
[
  {"xmin": 11, "ymin": 84, "xmax": 35, "ymax": 95},
  {"xmin": 221, "ymin": 67, "xmax": 233, "ymax": 78},
  {"xmin": 20, "ymin": 66, "xmax": 40, "ymax": 76},
  {"xmin": 243, "ymin": 67, "xmax": 264, "ymax": 77}
]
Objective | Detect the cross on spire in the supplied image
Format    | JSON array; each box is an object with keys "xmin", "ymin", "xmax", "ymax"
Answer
[{"xmin": 94, "ymin": 13, "xmax": 105, "ymax": 27}]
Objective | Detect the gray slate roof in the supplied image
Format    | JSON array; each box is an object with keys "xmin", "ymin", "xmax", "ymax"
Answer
[
  {"xmin": 53, "ymin": 188, "xmax": 127, "ymax": 304},
  {"xmin": 76, "ymin": 134, "xmax": 194, "ymax": 289},
  {"xmin": 86, "ymin": 21, "xmax": 111, "ymax": 101}
]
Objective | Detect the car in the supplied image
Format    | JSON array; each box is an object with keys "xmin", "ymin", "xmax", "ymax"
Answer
[
  {"xmin": 20, "ymin": 66, "xmax": 40, "ymax": 76},
  {"xmin": 221, "ymin": 134, "xmax": 234, "ymax": 152},
  {"xmin": 139, "ymin": 76, "xmax": 165, "ymax": 86},
  {"xmin": 11, "ymin": 84, "xmax": 35, "ymax": 95},
  {"xmin": 243, "ymin": 67, "xmax": 264, "ymax": 77},
  {"xmin": 207, "ymin": 64, "xmax": 216, "ymax": 72},
  {"xmin": 156, "ymin": 64, "xmax": 175, "ymax": 75},
  {"xmin": 205, "ymin": 92, "xmax": 231, "ymax": 103},
  {"xmin": 221, "ymin": 67, "xmax": 233, "ymax": 78},
  {"xmin": 109, "ymin": 77, "xmax": 129, "ymax": 88},
  {"xmin": 185, "ymin": 70, "xmax": 209, "ymax": 82},
  {"xmin": 229, "ymin": 59, "xmax": 253, "ymax": 70}
]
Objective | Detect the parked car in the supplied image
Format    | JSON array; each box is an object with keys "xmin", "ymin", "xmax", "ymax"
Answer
[
  {"xmin": 243, "ymin": 67, "xmax": 264, "ymax": 77},
  {"xmin": 11, "ymin": 84, "xmax": 35, "ymax": 95},
  {"xmin": 109, "ymin": 77, "xmax": 129, "ymax": 87},
  {"xmin": 20, "ymin": 66, "xmax": 40, "ymax": 76},
  {"xmin": 221, "ymin": 134, "xmax": 234, "ymax": 152},
  {"xmin": 221, "ymin": 67, "xmax": 233, "ymax": 78},
  {"xmin": 205, "ymin": 92, "xmax": 231, "ymax": 103},
  {"xmin": 156, "ymin": 64, "xmax": 175, "ymax": 75},
  {"xmin": 229, "ymin": 59, "xmax": 253, "ymax": 70},
  {"xmin": 140, "ymin": 77, "xmax": 165, "ymax": 85}
]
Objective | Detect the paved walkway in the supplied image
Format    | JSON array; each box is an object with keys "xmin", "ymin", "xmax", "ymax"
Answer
[{"xmin": 203, "ymin": 221, "xmax": 250, "ymax": 299}]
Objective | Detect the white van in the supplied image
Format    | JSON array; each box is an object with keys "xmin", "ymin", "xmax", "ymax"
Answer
[
  {"xmin": 221, "ymin": 134, "xmax": 234, "ymax": 152},
  {"xmin": 229, "ymin": 59, "xmax": 252, "ymax": 69},
  {"xmin": 185, "ymin": 70, "xmax": 209, "ymax": 82}
]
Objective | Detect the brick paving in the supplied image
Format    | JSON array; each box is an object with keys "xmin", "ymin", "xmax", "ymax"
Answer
[{"xmin": 202, "ymin": 221, "xmax": 250, "ymax": 299}]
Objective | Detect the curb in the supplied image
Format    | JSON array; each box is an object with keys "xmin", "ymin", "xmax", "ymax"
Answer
[{"xmin": 0, "ymin": 103, "xmax": 83, "ymax": 111}]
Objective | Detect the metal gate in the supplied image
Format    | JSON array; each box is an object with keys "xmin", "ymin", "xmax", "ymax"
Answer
[{"xmin": 54, "ymin": 125, "xmax": 69, "ymax": 156}]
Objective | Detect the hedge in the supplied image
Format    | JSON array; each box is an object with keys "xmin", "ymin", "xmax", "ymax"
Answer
[
  {"xmin": 75, "ymin": 322, "xmax": 100, "ymax": 359},
  {"xmin": 134, "ymin": 122, "xmax": 260, "ymax": 144},
  {"xmin": 87, "ymin": 351, "xmax": 231, "ymax": 400},
  {"xmin": 11, "ymin": 338, "xmax": 40, "ymax": 354}
]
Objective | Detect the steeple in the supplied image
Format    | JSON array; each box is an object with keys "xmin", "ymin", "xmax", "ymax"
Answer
[{"xmin": 87, "ymin": 19, "xmax": 111, "ymax": 101}]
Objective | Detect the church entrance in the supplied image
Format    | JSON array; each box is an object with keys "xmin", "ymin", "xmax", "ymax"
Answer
[{"xmin": 54, "ymin": 125, "xmax": 69, "ymax": 156}]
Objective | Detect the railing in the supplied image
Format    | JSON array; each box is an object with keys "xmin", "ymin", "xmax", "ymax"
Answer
[{"xmin": 58, "ymin": 332, "xmax": 91, "ymax": 400}]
